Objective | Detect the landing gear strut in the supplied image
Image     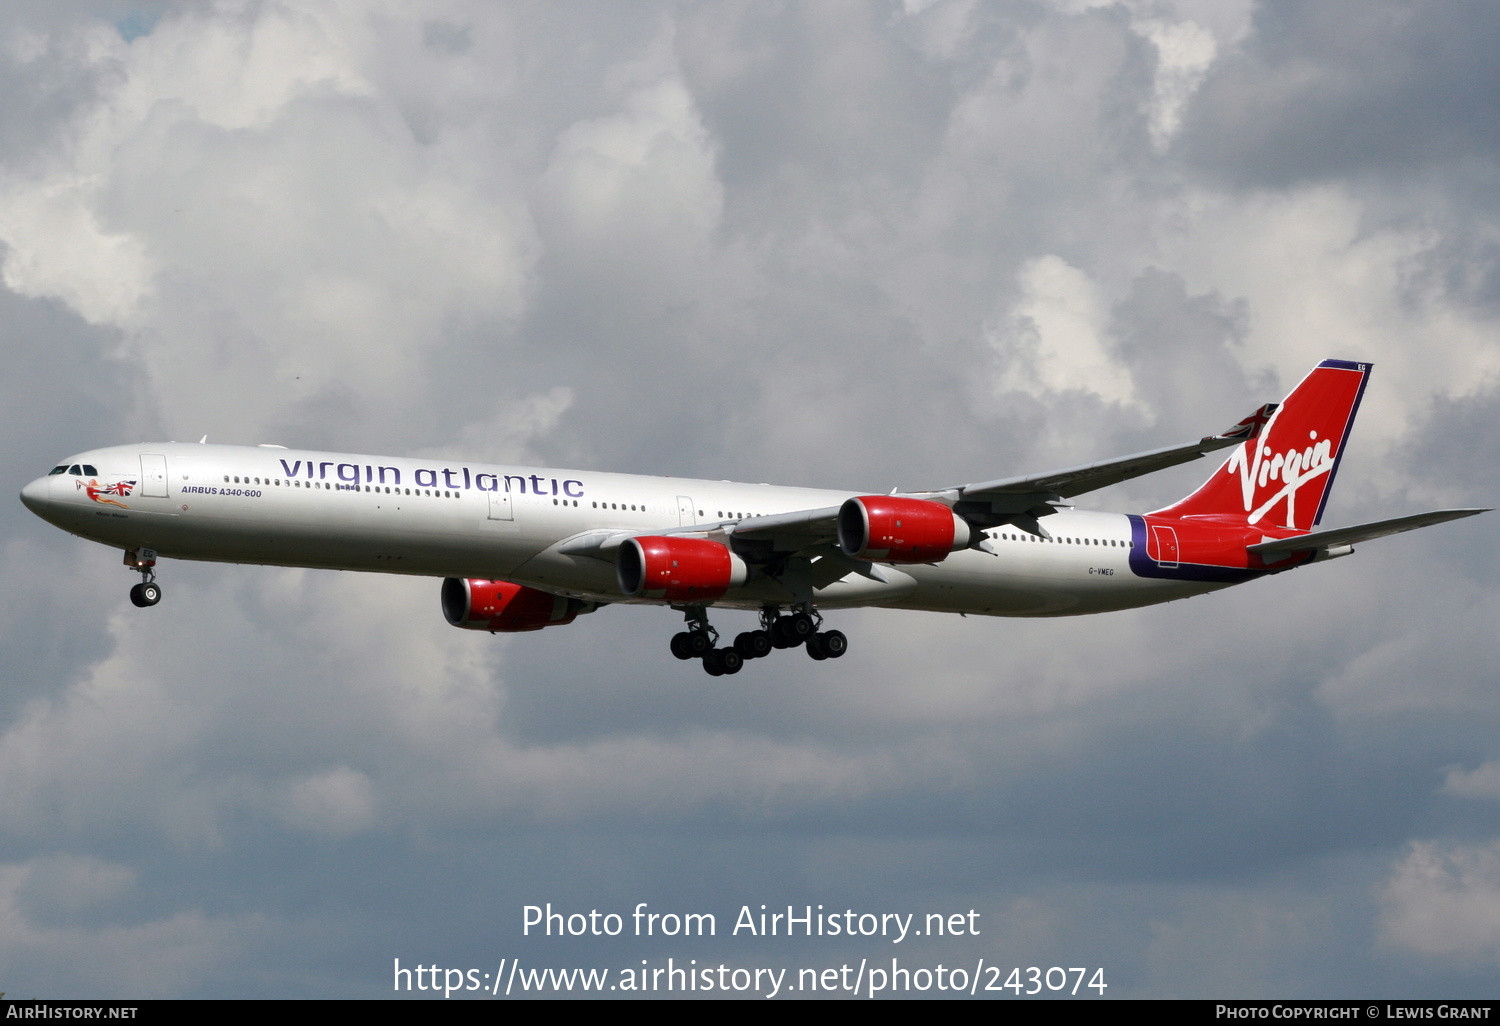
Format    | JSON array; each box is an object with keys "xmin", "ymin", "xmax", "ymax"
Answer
[
  {"xmin": 669, "ymin": 606, "xmax": 743, "ymax": 676},
  {"xmin": 125, "ymin": 548, "xmax": 161, "ymax": 608},
  {"xmin": 731, "ymin": 608, "xmax": 779, "ymax": 661}
]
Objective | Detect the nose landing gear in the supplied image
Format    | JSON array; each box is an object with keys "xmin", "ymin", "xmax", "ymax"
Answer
[{"xmin": 125, "ymin": 549, "xmax": 161, "ymax": 607}]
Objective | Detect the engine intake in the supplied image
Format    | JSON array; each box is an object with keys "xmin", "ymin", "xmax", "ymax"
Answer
[
  {"xmin": 442, "ymin": 578, "xmax": 593, "ymax": 632},
  {"xmin": 617, "ymin": 537, "xmax": 748, "ymax": 601},
  {"xmin": 838, "ymin": 496, "xmax": 972, "ymax": 563}
]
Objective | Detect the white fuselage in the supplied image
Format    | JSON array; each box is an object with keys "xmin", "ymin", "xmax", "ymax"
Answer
[{"xmin": 21, "ymin": 442, "xmax": 1222, "ymax": 618}]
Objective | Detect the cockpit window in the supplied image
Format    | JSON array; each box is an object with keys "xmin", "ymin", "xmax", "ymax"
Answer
[
  {"xmin": 82, "ymin": 465, "xmax": 98, "ymax": 475},
  {"xmin": 49, "ymin": 466, "xmax": 67, "ymax": 475},
  {"xmin": 68, "ymin": 465, "xmax": 83, "ymax": 475}
]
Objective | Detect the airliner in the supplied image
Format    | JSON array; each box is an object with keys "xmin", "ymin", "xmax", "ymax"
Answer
[{"xmin": 18, "ymin": 360, "xmax": 1486, "ymax": 675}]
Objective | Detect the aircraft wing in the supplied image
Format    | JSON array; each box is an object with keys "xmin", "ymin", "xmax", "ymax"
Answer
[
  {"xmin": 559, "ymin": 402, "xmax": 1281, "ymax": 561},
  {"xmin": 889, "ymin": 402, "xmax": 1279, "ymax": 534},
  {"xmin": 913, "ymin": 402, "xmax": 1277, "ymax": 505},
  {"xmin": 1247, "ymin": 508, "xmax": 1489, "ymax": 558}
]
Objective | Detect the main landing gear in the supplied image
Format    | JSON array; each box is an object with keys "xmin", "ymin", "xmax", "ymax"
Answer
[
  {"xmin": 669, "ymin": 605, "xmax": 847, "ymax": 675},
  {"xmin": 769, "ymin": 606, "xmax": 846, "ymax": 662},
  {"xmin": 125, "ymin": 548, "xmax": 161, "ymax": 608},
  {"xmin": 669, "ymin": 606, "xmax": 743, "ymax": 676}
]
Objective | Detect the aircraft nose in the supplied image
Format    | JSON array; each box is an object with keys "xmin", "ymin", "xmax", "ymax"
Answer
[{"xmin": 19, "ymin": 475, "xmax": 51, "ymax": 515}]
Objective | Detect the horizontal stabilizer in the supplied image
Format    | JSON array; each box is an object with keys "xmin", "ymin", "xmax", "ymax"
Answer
[{"xmin": 1247, "ymin": 508, "xmax": 1489, "ymax": 557}]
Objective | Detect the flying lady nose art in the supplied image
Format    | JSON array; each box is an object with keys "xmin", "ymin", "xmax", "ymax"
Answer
[{"xmin": 78, "ymin": 477, "xmax": 137, "ymax": 509}]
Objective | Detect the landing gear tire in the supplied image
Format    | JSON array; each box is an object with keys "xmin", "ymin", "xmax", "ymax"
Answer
[
  {"xmin": 703, "ymin": 648, "xmax": 743, "ymax": 676},
  {"xmin": 806, "ymin": 634, "xmax": 829, "ymax": 660},
  {"xmin": 130, "ymin": 582, "xmax": 161, "ymax": 608},
  {"xmin": 819, "ymin": 629, "xmax": 847, "ymax": 658},
  {"xmin": 673, "ymin": 631, "xmax": 714, "ymax": 660},
  {"xmin": 735, "ymin": 630, "xmax": 773, "ymax": 660},
  {"xmin": 772, "ymin": 615, "xmax": 812, "ymax": 648}
]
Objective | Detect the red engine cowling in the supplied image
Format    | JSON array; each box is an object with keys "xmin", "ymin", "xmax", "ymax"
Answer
[
  {"xmin": 442, "ymin": 578, "xmax": 592, "ymax": 632},
  {"xmin": 616, "ymin": 537, "xmax": 749, "ymax": 601},
  {"xmin": 838, "ymin": 496, "xmax": 972, "ymax": 563}
]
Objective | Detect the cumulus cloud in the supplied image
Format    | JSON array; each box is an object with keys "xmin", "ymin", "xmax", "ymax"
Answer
[
  {"xmin": 1382, "ymin": 842, "xmax": 1500, "ymax": 960},
  {"xmin": 993, "ymin": 254, "xmax": 1141, "ymax": 409},
  {"xmin": 0, "ymin": 855, "xmax": 264, "ymax": 997},
  {"xmin": 1443, "ymin": 762, "xmax": 1500, "ymax": 801},
  {"xmin": 279, "ymin": 767, "xmax": 377, "ymax": 836},
  {"xmin": 0, "ymin": 2, "xmax": 540, "ymax": 447},
  {"xmin": 0, "ymin": 175, "xmax": 157, "ymax": 326},
  {"xmin": 2, "ymin": 0, "xmax": 1497, "ymax": 999},
  {"xmin": 539, "ymin": 75, "xmax": 723, "ymax": 273},
  {"xmin": 1134, "ymin": 17, "xmax": 1217, "ymax": 151}
]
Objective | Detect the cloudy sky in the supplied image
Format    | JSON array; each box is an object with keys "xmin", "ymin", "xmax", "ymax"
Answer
[{"xmin": 2, "ymin": 0, "xmax": 1497, "ymax": 999}]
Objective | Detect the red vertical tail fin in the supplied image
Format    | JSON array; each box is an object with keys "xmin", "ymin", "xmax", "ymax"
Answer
[{"xmin": 1153, "ymin": 360, "xmax": 1372, "ymax": 530}]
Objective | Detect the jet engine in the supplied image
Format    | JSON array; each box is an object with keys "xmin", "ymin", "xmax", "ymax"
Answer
[
  {"xmin": 617, "ymin": 537, "xmax": 749, "ymax": 601},
  {"xmin": 442, "ymin": 578, "xmax": 593, "ymax": 632},
  {"xmin": 837, "ymin": 496, "xmax": 972, "ymax": 563}
]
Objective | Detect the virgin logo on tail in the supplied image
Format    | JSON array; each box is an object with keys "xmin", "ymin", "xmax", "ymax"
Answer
[
  {"xmin": 1227, "ymin": 418, "xmax": 1336, "ymax": 527},
  {"xmin": 1154, "ymin": 360, "xmax": 1371, "ymax": 531}
]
